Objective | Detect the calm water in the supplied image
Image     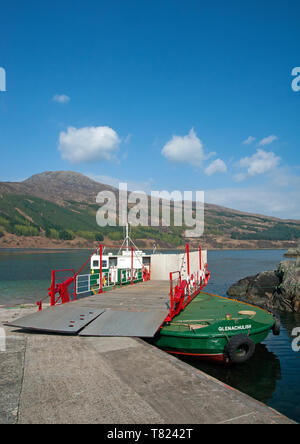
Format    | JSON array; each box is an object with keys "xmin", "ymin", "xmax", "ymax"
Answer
[
  {"xmin": 182, "ymin": 249, "xmax": 300, "ymax": 424},
  {"xmin": 0, "ymin": 248, "xmax": 299, "ymax": 423},
  {"xmin": 0, "ymin": 249, "xmax": 92, "ymax": 305}
]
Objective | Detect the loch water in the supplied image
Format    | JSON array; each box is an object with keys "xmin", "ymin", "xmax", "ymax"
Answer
[{"xmin": 0, "ymin": 248, "xmax": 299, "ymax": 423}]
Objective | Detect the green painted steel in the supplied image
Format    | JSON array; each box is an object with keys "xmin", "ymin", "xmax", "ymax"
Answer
[
  {"xmin": 90, "ymin": 268, "xmax": 143, "ymax": 289},
  {"xmin": 155, "ymin": 292, "xmax": 275, "ymax": 356}
]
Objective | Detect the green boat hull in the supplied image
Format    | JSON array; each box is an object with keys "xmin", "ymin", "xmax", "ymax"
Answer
[{"xmin": 154, "ymin": 291, "xmax": 275, "ymax": 364}]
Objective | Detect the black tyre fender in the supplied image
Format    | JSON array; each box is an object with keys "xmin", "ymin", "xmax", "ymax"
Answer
[
  {"xmin": 224, "ymin": 334, "xmax": 256, "ymax": 364},
  {"xmin": 272, "ymin": 317, "xmax": 281, "ymax": 336}
]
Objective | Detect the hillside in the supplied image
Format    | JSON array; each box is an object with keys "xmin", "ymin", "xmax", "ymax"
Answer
[{"xmin": 0, "ymin": 171, "xmax": 300, "ymax": 250}]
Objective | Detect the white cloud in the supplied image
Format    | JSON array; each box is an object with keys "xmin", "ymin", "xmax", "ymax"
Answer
[
  {"xmin": 58, "ymin": 126, "xmax": 120, "ymax": 164},
  {"xmin": 205, "ymin": 159, "xmax": 227, "ymax": 176},
  {"xmin": 269, "ymin": 167, "xmax": 300, "ymax": 188},
  {"xmin": 258, "ymin": 135, "xmax": 278, "ymax": 146},
  {"xmin": 235, "ymin": 149, "xmax": 280, "ymax": 181},
  {"xmin": 205, "ymin": 187, "xmax": 300, "ymax": 219},
  {"xmin": 53, "ymin": 94, "xmax": 71, "ymax": 104},
  {"xmin": 243, "ymin": 136, "xmax": 256, "ymax": 145},
  {"xmin": 162, "ymin": 128, "xmax": 213, "ymax": 167}
]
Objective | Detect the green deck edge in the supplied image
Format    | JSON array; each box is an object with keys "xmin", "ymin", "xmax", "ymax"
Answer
[{"xmin": 155, "ymin": 291, "xmax": 275, "ymax": 356}]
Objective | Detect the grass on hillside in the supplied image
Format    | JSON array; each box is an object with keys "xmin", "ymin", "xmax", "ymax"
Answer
[{"xmin": 0, "ymin": 194, "xmax": 300, "ymax": 245}]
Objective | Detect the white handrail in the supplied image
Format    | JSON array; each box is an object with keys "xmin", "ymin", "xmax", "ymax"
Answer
[{"xmin": 76, "ymin": 268, "xmax": 143, "ymax": 295}]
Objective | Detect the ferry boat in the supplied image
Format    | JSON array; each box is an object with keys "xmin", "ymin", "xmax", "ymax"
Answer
[
  {"xmin": 83, "ymin": 246, "xmax": 151, "ymax": 294},
  {"xmin": 35, "ymin": 225, "xmax": 279, "ymax": 365},
  {"xmin": 85, "ymin": 230, "xmax": 279, "ymax": 365},
  {"xmin": 153, "ymin": 291, "xmax": 279, "ymax": 364}
]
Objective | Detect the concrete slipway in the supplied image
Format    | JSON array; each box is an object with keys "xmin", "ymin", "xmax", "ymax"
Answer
[{"xmin": 0, "ymin": 306, "xmax": 294, "ymax": 425}]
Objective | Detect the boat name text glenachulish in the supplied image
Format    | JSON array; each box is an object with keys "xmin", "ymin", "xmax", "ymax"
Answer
[{"xmin": 218, "ymin": 325, "xmax": 252, "ymax": 332}]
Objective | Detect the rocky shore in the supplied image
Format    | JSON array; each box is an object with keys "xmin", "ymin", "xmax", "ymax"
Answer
[
  {"xmin": 227, "ymin": 244, "xmax": 300, "ymax": 313},
  {"xmin": 284, "ymin": 244, "xmax": 300, "ymax": 258}
]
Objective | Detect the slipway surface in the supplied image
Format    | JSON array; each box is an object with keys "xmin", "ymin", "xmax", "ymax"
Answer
[
  {"xmin": 79, "ymin": 310, "xmax": 168, "ymax": 337},
  {"xmin": 7, "ymin": 280, "xmax": 171, "ymax": 338},
  {"xmin": 1, "ymin": 311, "xmax": 295, "ymax": 424}
]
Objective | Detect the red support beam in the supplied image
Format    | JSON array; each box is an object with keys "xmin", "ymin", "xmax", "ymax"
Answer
[
  {"xmin": 50, "ymin": 270, "xmax": 56, "ymax": 306},
  {"xmin": 74, "ymin": 274, "xmax": 77, "ymax": 300},
  {"xmin": 169, "ymin": 272, "xmax": 174, "ymax": 314},
  {"xmin": 199, "ymin": 245, "xmax": 202, "ymax": 270},
  {"xmin": 186, "ymin": 243, "xmax": 190, "ymax": 277},
  {"xmin": 99, "ymin": 244, "xmax": 103, "ymax": 294},
  {"xmin": 131, "ymin": 247, "xmax": 134, "ymax": 285},
  {"xmin": 46, "ymin": 245, "xmax": 103, "ymax": 308}
]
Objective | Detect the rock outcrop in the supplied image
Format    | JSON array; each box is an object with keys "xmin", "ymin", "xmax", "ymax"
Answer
[
  {"xmin": 227, "ymin": 251, "xmax": 300, "ymax": 313},
  {"xmin": 284, "ymin": 241, "xmax": 300, "ymax": 258}
]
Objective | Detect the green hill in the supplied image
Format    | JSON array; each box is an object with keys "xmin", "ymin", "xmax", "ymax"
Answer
[
  {"xmin": 0, "ymin": 171, "xmax": 299, "ymax": 249},
  {"xmin": 0, "ymin": 193, "xmax": 184, "ymax": 246}
]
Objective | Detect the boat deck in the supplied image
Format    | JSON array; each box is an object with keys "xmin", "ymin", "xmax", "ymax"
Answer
[
  {"xmin": 154, "ymin": 291, "xmax": 275, "ymax": 360},
  {"xmin": 7, "ymin": 280, "xmax": 171, "ymax": 338},
  {"xmin": 161, "ymin": 291, "xmax": 274, "ymax": 336}
]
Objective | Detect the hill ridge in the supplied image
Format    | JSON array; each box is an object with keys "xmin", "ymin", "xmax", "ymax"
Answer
[{"xmin": 0, "ymin": 171, "xmax": 299, "ymax": 249}]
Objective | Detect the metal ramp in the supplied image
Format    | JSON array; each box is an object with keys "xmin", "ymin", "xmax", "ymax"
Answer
[
  {"xmin": 7, "ymin": 307, "xmax": 168, "ymax": 338},
  {"xmin": 7, "ymin": 281, "xmax": 172, "ymax": 337},
  {"xmin": 7, "ymin": 305, "xmax": 105, "ymax": 334},
  {"xmin": 7, "ymin": 244, "xmax": 209, "ymax": 339},
  {"xmin": 79, "ymin": 309, "xmax": 169, "ymax": 338}
]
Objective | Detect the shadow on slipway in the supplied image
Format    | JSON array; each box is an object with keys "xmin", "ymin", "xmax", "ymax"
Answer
[{"xmin": 178, "ymin": 343, "xmax": 281, "ymax": 405}]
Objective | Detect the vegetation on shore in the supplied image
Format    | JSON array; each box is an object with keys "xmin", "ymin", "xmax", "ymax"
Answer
[
  {"xmin": 231, "ymin": 223, "xmax": 300, "ymax": 241},
  {"xmin": 0, "ymin": 171, "xmax": 299, "ymax": 249},
  {"xmin": 0, "ymin": 194, "xmax": 183, "ymax": 247}
]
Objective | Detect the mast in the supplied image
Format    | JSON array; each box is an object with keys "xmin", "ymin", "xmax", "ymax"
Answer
[
  {"xmin": 118, "ymin": 222, "xmax": 139, "ymax": 255},
  {"xmin": 126, "ymin": 223, "xmax": 129, "ymax": 251}
]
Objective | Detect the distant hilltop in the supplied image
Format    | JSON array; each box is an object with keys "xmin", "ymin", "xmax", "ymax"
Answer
[
  {"xmin": 0, "ymin": 171, "xmax": 299, "ymax": 250},
  {"xmin": 0, "ymin": 171, "xmax": 117, "ymax": 204}
]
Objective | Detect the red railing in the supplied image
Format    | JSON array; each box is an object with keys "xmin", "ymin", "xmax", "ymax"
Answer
[
  {"xmin": 165, "ymin": 268, "xmax": 210, "ymax": 323},
  {"xmin": 164, "ymin": 244, "xmax": 211, "ymax": 323},
  {"xmin": 37, "ymin": 246, "xmax": 101, "ymax": 310},
  {"xmin": 168, "ymin": 271, "xmax": 184, "ymax": 319},
  {"xmin": 48, "ymin": 269, "xmax": 77, "ymax": 306},
  {"xmin": 37, "ymin": 243, "xmax": 152, "ymax": 311},
  {"xmin": 37, "ymin": 242, "xmax": 210, "ymax": 321}
]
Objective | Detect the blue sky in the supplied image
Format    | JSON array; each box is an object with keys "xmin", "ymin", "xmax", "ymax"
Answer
[{"xmin": 0, "ymin": 0, "xmax": 300, "ymax": 218}]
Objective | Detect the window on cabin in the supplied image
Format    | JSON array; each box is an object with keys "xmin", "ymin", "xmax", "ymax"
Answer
[{"xmin": 93, "ymin": 260, "xmax": 99, "ymax": 268}]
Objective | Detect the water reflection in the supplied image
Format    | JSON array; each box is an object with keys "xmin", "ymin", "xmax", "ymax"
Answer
[
  {"xmin": 179, "ymin": 344, "xmax": 281, "ymax": 404},
  {"xmin": 279, "ymin": 312, "xmax": 300, "ymax": 338}
]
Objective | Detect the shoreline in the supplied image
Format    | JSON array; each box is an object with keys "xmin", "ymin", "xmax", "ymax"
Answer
[
  {"xmin": 0, "ymin": 246, "xmax": 289, "ymax": 254},
  {"xmin": 0, "ymin": 248, "xmax": 92, "ymax": 255}
]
